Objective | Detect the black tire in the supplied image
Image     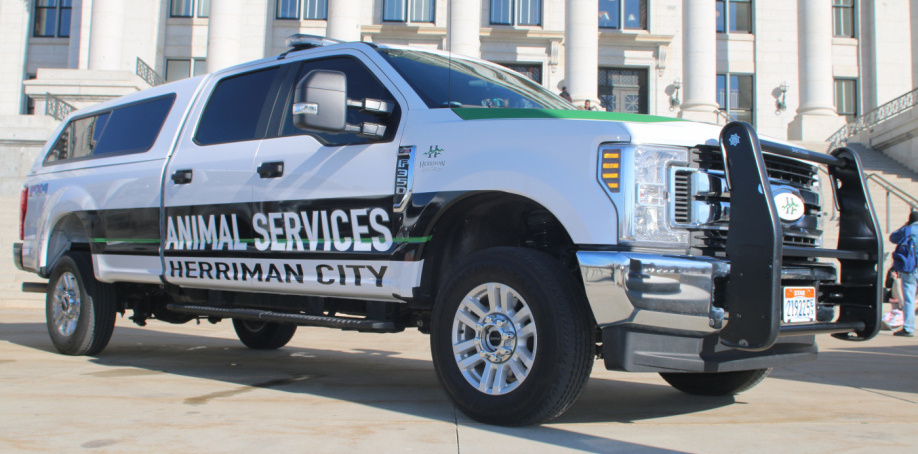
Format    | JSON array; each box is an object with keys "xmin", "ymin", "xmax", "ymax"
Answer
[
  {"xmin": 659, "ymin": 368, "xmax": 772, "ymax": 396},
  {"xmin": 232, "ymin": 319, "xmax": 297, "ymax": 350},
  {"xmin": 45, "ymin": 251, "xmax": 117, "ymax": 356},
  {"xmin": 430, "ymin": 247, "xmax": 594, "ymax": 426}
]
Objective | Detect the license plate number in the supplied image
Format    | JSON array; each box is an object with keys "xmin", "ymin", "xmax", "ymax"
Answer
[{"xmin": 783, "ymin": 287, "xmax": 816, "ymax": 324}]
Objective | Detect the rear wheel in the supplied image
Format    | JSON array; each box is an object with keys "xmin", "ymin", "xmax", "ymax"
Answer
[
  {"xmin": 659, "ymin": 368, "xmax": 772, "ymax": 396},
  {"xmin": 232, "ymin": 319, "xmax": 297, "ymax": 350},
  {"xmin": 430, "ymin": 247, "xmax": 594, "ymax": 426},
  {"xmin": 46, "ymin": 251, "xmax": 117, "ymax": 356}
]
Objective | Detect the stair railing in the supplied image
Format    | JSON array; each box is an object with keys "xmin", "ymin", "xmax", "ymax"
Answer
[
  {"xmin": 828, "ymin": 87, "xmax": 918, "ymax": 148},
  {"xmin": 44, "ymin": 93, "xmax": 75, "ymax": 121},
  {"xmin": 865, "ymin": 173, "xmax": 918, "ymax": 232},
  {"xmin": 136, "ymin": 57, "xmax": 166, "ymax": 87}
]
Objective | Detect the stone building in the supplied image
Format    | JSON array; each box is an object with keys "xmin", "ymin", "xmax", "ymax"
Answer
[{"xmin": 1, "ymin": 0, "xmax": 916, "ymax": 194}]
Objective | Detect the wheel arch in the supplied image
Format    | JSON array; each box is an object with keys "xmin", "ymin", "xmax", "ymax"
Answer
[
  {"xmin": 41, "ymin": 212, "xmax": 93, "ymax": 278},
  {"xmin": 414, "ymin": 191, "xmax": 580, "ymax": 309}
]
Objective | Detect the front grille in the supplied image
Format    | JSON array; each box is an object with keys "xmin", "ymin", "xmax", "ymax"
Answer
[
  {"xmin": 678, "ymin": 146, "xmax": 822, "ymax": 258},
  {"xmin": 697, "ymin": 230, "xmax": 818, "ymax": 252},
  {"xmin": 694, "ymin": 146, "xmax": 818, "ymax": 186},
  {"xmin": 673, "ymin": 170, "xmax": 691, "ymax": 224}
]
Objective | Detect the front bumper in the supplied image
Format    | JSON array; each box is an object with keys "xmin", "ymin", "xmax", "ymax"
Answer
[
  {"xmin": 576, "ymin": 122, "xmax": 883, "ymax": 371},
  {"xmin": 577, "ymin": 251, "xmax": 728, "ymax": 334}
]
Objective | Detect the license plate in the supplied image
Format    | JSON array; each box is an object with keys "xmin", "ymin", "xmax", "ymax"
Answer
[{"xmin": 783, "ymin": 287, "xmax": 816, "ymax": 324}]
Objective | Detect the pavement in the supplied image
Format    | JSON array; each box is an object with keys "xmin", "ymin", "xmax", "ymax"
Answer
[{"xmin": 1, "ymin": 304, "xmax": 916, "ymax": 453}]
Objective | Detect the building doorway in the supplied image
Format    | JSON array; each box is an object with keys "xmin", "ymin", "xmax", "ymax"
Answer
[{"xmin": 598, "ymin": 67, "xmax": 648, "ymax": 113}]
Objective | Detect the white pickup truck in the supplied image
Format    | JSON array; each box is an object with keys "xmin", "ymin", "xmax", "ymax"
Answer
[{"xmin": 14, "ymin": 35, "xmax": 883, "ymax": 425}]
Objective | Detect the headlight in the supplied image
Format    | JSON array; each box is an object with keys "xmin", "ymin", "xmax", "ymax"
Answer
[{"xmin": 600, "ymin": 144, "xmax": 690, "ymax": 247}]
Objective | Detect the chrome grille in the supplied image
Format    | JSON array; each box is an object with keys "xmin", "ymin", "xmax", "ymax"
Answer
[
  {"xmin": 673, "ymin": 170, "xmax": 691, "ymax": 224},
  {"xmin": 677, "ymin": 146, "xmax": 822, "ymax": 257}
]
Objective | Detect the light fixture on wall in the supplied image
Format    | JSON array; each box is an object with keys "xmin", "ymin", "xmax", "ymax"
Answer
[
  {"xmin": 669, "ymin": 78, "xmax": 682, "ymax": 111},
  {"xmin": 775, "ymin": 81, "xmax": 788, "ymax": 114}
]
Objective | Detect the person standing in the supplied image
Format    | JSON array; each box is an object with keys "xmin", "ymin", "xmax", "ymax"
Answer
[
  {"xmin": 582, "ymin": 99, "xmax": 598, "ymax": 111},
  {"xmin": 559, "ymin": 86, "xmax": 572, "ymax": 102},
  {"xmin": 889, "ymin": 210, "xmax": 918, "ymax": 337}
]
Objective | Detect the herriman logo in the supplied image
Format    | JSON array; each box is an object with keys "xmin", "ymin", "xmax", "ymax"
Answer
[
  {"xmin": 424, "ymin": 145, "xmax": 444, "ymax": 158},
  {"xmin": 774, "ymin": 192, "xmax": 805, "ymax": 222},
  {"xmin": 419, "ymin": 145, "xmax": 446, "ymax": 173}
]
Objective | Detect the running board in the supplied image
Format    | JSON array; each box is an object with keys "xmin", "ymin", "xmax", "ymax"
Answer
[{"xmin": 166, "ymin": 304, "xmax": 400, "ymax": 332}]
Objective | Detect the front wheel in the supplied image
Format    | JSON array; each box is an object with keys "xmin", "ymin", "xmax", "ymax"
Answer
[
  {"xmin": 430, "ymin": 247, "xmax": 594, "ymax": 426},
  {"xmin": 232, "ymin": 319, "xmax": 297, "ymax": 350},
  {"xmin": 659, "ymin": 368, "xmax": 772, "ymax": 396},
  {"xmin": 46, "ymin": 251, "xmax": 117, "ymax": 356}
]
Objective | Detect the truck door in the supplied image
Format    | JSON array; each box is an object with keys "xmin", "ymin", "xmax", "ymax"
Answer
[
  {"xmin": 248, "ymin": 53, "xmax": 413, "ymax": 301},
  {"xmin": 161, "ymin": 64, "xmax": 289, "ymax": 291}
]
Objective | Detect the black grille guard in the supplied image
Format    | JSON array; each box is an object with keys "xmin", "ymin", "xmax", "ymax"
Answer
[{"xmin": 718, "ymin": 122, "xmax": 882, "ymax": 351}]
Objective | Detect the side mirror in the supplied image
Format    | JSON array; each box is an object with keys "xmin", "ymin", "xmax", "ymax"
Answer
[
  {"xmin": 292, "ymin": 70, "xmax": 392, "ymax": 139},
  {"xmin": 293, "ymin": 70, "xmax": 348, "ymax": 132}
]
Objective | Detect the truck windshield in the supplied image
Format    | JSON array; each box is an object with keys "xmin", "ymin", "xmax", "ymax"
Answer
[{"xmin": 377, "ymin": 48, "xmax": 573, "ymax": 110}]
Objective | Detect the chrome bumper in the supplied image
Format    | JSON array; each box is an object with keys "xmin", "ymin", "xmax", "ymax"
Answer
[
  {"xmin": 577, "ymin": 250, "xmax": 824, "ymax": 372},
  {"xmin": 577, "ymin": 251, "xmax": 727, "ymax": 335}
]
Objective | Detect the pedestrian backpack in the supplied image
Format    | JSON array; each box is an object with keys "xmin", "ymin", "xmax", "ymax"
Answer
[{"xmin": 892, "ymin": 234, "xmax": 918, "ymax": 273}]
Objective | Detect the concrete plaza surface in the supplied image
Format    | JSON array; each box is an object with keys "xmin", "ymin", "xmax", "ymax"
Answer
[{"xmin": 1, "ymin": 305, "xmax": 916, "ymax": 453}]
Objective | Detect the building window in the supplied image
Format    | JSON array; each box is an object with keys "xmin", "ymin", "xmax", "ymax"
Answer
[
  {"xmin": 170, "ymin": 0, "xmax": 210, "ymax": 18},
  {"xmin": 500, "ymin": 63, "xmax": 543, "ymax": 84},
  {"xmin": 383, "ymin": 0, "xmax": 434, "ymax": 23},
  {"xmin": 34, "ymin": 0, "xmax": 72, "ymax": 38},
  {"xmin": 835, "ymin": 78, "xmax": 858, "ymax": 123},
  {"xmin": 598, "ymin": 67, "xmax": 648, "ymax": 113},
  {"xmin": 717, "ymin": 73, "xmax": 754, "ymax": 123},
  {"xmin": 598, "ymin": 0, "xmax": 647, "ymax": 30},
  {"xmin": 833, "ymin": 0, "xmax": 855, "ymax": 38},
  {"xmin": 716, "ymin": 0, "xmax": 752, "ymax": 34},
  {"xmin": 490, "ymin": 0, "xmax": 541, "ymax": 26},
  {"xmin": 166, "ymin": 58, "xmax": 207, "ymax": 82},
  {"xmin": 277, "ymin": 0, "xmax": 327, "ymax": 20}
]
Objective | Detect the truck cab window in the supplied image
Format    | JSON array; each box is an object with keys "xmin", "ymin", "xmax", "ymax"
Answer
[
  {"xmin": 277, "ymin": 57, "xmax": 400, "ymax": 145},
  {"xmin": 196, "ymin": 67, "xmax": 282, "ymax": 146}
]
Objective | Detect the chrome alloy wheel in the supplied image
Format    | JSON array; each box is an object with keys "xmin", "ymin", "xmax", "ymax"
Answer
[
  {"xmin": 451, "ymin": 283, "xmax": 537, "ymax": 395},
  {"xmin": 51, "ymin": 271, "xmax": 81, "ymax": 337}
]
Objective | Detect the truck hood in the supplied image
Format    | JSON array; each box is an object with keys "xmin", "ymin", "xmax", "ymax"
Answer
[{"xmin": 450, "ymin": 108, "xmax": 756, "ymax": 150}]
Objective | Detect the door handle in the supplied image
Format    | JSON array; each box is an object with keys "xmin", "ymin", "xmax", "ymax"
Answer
[
  {"xmin": 257, "ymin": 161, "xmax": 284, "ymax": 179},
  {"xmin": 171, "ymin": 169, "xmax": 193, "ymax": 185}
]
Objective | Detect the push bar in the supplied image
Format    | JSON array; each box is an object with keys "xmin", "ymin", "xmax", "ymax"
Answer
[{"xmin": 717, "ymin": 122, "xmax": 882, "ymax": 352}]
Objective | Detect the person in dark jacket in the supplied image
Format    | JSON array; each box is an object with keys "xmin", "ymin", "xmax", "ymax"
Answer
[
  {"xmin": 559, "ymin": 86, "xmax": 572, "ymax": 102},
  {"xmin": 889, "ymin": 210, "xmax": 918, "ymax": 337}
]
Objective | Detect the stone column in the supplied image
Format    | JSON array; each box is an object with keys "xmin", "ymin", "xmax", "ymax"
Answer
[
  {"xmin": 680, "ymin": 0, "xmax": 719, "ymax": 122},
  {"xmin": 0, "ymin": 0, "xmax": 30, "ymax": 114},
  {"xmin": 913, "ymin": 1, "xmax": 918, "ymax": 91},
  {"xmin": 207, "ymin": 0, "xmax": 245, "ymax": 72},
  {"xmin": 564, "ymin": 0, "xmax": 598, "ymax": 104},
  {"xmin": 448, "ymin": 0, "xmax": 481, "ymax": 58},
  {"xmin": 88, "ymin": 0, "xmax": 126, "ymax": 71},
  {"xmin": 788, "ymin": 0, "xmax": 844, "ymax": 140},
  {"xmin": 67, "ymin": 0, "xmax": 83, "ymax": 69},
  {"xmin": 327, "ymin": 0, "xmax": 360, "ymax": 42}
]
